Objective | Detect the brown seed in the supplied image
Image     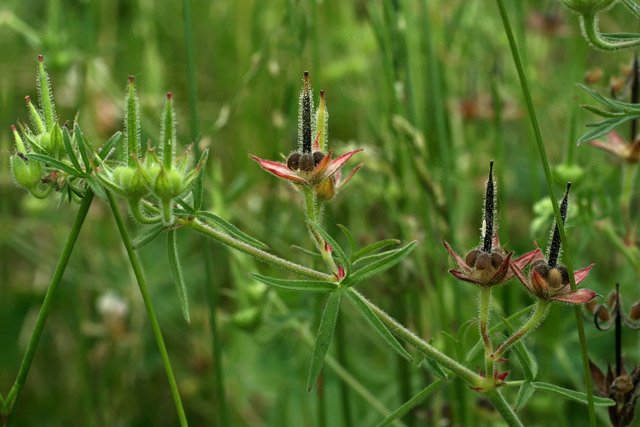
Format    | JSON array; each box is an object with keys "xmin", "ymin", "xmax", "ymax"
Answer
[
  {"xmin": 465, "ymin": 249, "xmax": 480, "ymax": 267},
  {"xmin": 607, "ymin": 290, "xmax": 619, "ymax": 310},
  {"xmin": 532, "ymin": 260, "xmax": 549, "ymax": 279},
  {"xmin": 629, "ymin": 302, "xmax": 640, "ymax": 320},
  {"xmin": 556, "ymin": 266, "xmax": 570, "ymax": 285},
  {"xmin": 299, "ymin": 153, "xmax": 315, "ymax": 172},
  {"xmin": 490, "ymin": 252, "xmax": 503, "ymax": 269},
  {"xmin": 287, "ymin": 152, "xmax": 301, "ymax": 170},
  {"xmin": 475, "ymin": 252, "xmax": 492, "ymax": 271},
  {"xmin": 597, "ymin": 306, "xmax": 611, "ymax": 322},
  {"xmin": 313, "ymin": 151, "xmax": 325, "ymax": 166},
  {"xmin": 548, "ymin": 268, "xmax": 563, "ymax": 289},
  {"xmin": 584, "ymin": 299, "xmax": 598, "ymax": 313}
]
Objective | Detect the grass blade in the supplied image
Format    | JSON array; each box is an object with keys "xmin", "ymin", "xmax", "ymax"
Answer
[{"xmin": 377, "ymin": 380, "xmax": 444, "ymax": 427}]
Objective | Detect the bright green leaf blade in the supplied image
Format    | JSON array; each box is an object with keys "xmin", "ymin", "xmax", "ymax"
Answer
[
  {"xmin": 74, "ymin": 123, "xmax": 92, "ymax": 173},
  {"xmin": 197, "ymin": 211, "xmax": 269, "ymax": 250},
  {"xmin": 336, "ymin": 224, "xmax": 356, "ymax": 257},
  {"xmin": 290, "ymin": 245, "xmax": 322, "ymax": 259},
  {"xmin": 377, "ymin": 380, "xmax": 445, "ymax": 427},
  {"xmin": 580, "ymin": 104, "xmax": 625, "ymax": 118},
  {"xmin": 514, "ymin": 381, "xmax": 536, "ymax": 412},
  {"xmin": 167, "ymin": 229, "xmax": 191, "ymax": 323},
  {"xmin": 531, "ymin": 382, "xmax": 615, "ymax": 407},
  {"xmin": 99, "ymin": 131, "xmax": 122, "ymax": 160},
  {"xmin": 418, "ymin": 357, "xmax": 448, "ymax": 381},
  {"xmin": 352, "ymin": 239, "xmax": 400, "ymax": 261},
  {"xmin": 26, "ymin": 153, "xmax": 83, "ymax": 177},
  {"xmin": 193, "ymin": 168, "xmax": 205, "ymax": 212},
  {"xmin": 84, "ymin": 176, "xmax": 106, "ymax": 200},
  {"xmin": 345, "ymin": 241, "xmax": 417, "ymax": 287},
  {"xmin": 578, "ymin": 115, "xmax": 637, "ymax": 144},
  {"xmin": 307, "ymin": 291, "xmax": 342, "ymax": 391},
  {"xmin": 62, "ymin": 126, "xmax": 82, "ymax": 171},
  {"xmin": 345, "ymin": 289, "xmax": 412, "ymax": 362},
  {"xmin": 247, "ymin": 273, "xmax": 337, "ymax": 292},
  {"xmin": 308, "ymin": 221, "xmax": 350, "ymax": 275},
  {"xmin": 133, "ymin": 224, "xmax": 167, "ymax": 249},
  {"xmin": 175, "ymin": 199, "xmax": 196, "ymax": 215},
  {"xmin": 500, "ymin": 317, "xmax": 537, "ymax": 381}
]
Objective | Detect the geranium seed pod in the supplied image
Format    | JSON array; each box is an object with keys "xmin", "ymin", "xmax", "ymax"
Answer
[
  {"xmin": 629, "ymin": 302, "xmax": 640, "ymax": 320},
  {"xmin": 532, "ymin": 260, "xmax": 550, "ymax": 280},
  {"xmin": 475, "ymin": 252, "xmax": 492, "ymax": 271},
  {"xmin": 313, "ymin": 151, "xmax": 325, "ymax": 166},
  {"xmin": 490, "ymin": 252, "xmax": 503, "ymax": 269},
  {"xmin": 287, "ymin": 152, "xmax": 301, "ymax": 170},
  {"xmin": 465, "ymin": 249, "xmax": 481, "ymax": 267},
  {"xmin": 548, "ymin": 268, "xmax": 564, "ymax": 289},
  {"xmin": 556, "ymin": 265, "xmax": 570, "ymax": 285},
  {"xmin": 37, "ymin": 55, "xmax": 56, "ymax": 131},
  {"xmin": 597, "ymin": 305, "xmax": 611, "ymax": 322},
  {"xmin": 300, "ymin": 71, "xmax": 313, "ymax": 154},
  {"xmin": 299, "ymin": 153, "xmax": 314, "ymax": 172},
  {"xmin": 584, "ymin": 299, "xmax": 598, "ymax": 313},
  {"xmin": 548, "ymin": 182, "xmax": 571, "ymax": 268},
  {"xmin": 483, "ymin": 161, "xmax": 495, "ymax": 252},
  {"xmin": 125, "ymin": 76, "xmax": 141, "ymax": 165}
]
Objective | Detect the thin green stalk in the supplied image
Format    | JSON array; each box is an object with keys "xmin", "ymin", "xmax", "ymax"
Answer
[
  {"xmin": 356, "ymin": 290, "xmax": 481, "ymax": 386},
  {"xmin": 485, "ymin": 389, "xmax": 524, "ymax": 427},
  {"xmin": 105, "ymin": 190, "xmax": 188, "ymax": 427},
  {"xmin": 493, "ymin": 300, "xmax": 550, "ymax": 360},
  {"xmin": 377, "ymin": 380, "xmax": 444, "ymax": 427},
  {"xmin": 4, "ymin": 191, "xmax": 94, "ymax": 419},
  {"xmin": 580, "ymin": 14, "xmax": 640, "ymax": 51},
  {"xmin": 334, "ymin": 319, "xmax": 353, "ymax": 427},
  {"xmin": 179, "ymin": 217, "xmax": 333, "ymax": 281},
  {"xmin": 495, "ymin": 1, "xmax": 597, "ymax": 424},
  {"xmin": 479, "ymin": 287, "xmax": 494, "ymax": 375}
]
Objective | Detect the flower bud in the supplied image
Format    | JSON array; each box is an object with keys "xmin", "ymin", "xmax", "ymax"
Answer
[
  {"xmin": 559, "ymin": 0, "xmax": 617, "ymax": 15},
  {"xmin": 124, "ymin": 76, "xmax": 141, "ymax": 165},
  {"xmin": 36, "ymin": 131, "xmax": 54, "ymax": 154}
]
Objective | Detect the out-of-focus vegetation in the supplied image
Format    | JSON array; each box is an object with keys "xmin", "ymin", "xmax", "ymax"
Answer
[{"xmin": 1, "ymin": 0, "xmax": 639, "ymax": 425}]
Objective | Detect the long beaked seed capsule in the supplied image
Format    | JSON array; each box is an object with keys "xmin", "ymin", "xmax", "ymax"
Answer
[
  {"xmin": 483, "ymin": 160, "xmax": 495, "ymax": 253},
  {"xmin": 301, "ymin": 71, "xmax": 312, "ymax": 153},
  {"xmin": 37, "ymin": 55, "xmax": 56, "ymax": 131},
  {"xmin": 547, "ymin": 182, "xmax": 571, "ymax": 268},
  {"xmin": 25, "ymin": 96, "xmax": 46, "ymax": 134},
  {"xmin": 315, "ymin": 90, "xmax": 328, "ymax": 152},
  {"xmin": 125, "ymin": 76, "xmax": 141, "ymax": 166},
  {"xmin": 161, "ymin": 92, "xmax": 176, "ymax": 169}
]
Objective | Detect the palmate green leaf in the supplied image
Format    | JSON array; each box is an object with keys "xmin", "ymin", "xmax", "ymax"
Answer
[
  {"xmin": 352, "ymin": 239, "xmax": 400, "ymax": 262},
  {"xmin": 345, "ymin": 289, "xmax": 412, "ymax": 362},
  {"xmin": 580, "ymin": 104, "xmax": 625, "ymax": 118},
  {"xmin": 308, "ymin": 221, "xmax": 350, "ymax": 275},
  {"xmin": 167, "ymin": 229, "xmax": 191, "ymax": 323},
  {"xmin": 247, "ymin": 273, "xmax": 337, "ymax": 292},
  {"xmin": 343, "ymin": 241, "xmax": 417, "ymax": 287},
  {"xmin": 577, "ymin": 83, "xmax": 640, "ymax": 112},
  {"xmin": 352, "ymin": 248, "xmax": 401, "ymax": 267},
  {"xmin": 197, "ymin": 211, "xmax": 269, "ymax": 250},
  {"xmin": 307, "ymin": 290, "xmax": 342, "ymax": 391},
  {"xmin": 84, "ymin": 176, "xmax": 106, "ymax": 200},
  {"xmin": 62, "ymin": 126, "xmax": 82, "ymax": 172},
  {"xmin": 133, "ymin": 223, "xmax": 167, "ymax": 249},
  {"xmin": 531, "ymin": 382, "xmax": 614, "ymax": 407},
  {"xmin": 514, "ymin": 381, "xmax": 536, "ymax": 412},
  {"xmin": 26, "ymin": 153, "xmax": 83, "ymax": 177},
  {"xmin": 500, "ymin": 317, "xmax": 537, "ymax": 381}
]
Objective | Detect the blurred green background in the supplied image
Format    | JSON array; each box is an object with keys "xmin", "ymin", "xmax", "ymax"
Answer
[{"xmin": 2, "ymin": 0, "xmax": 640, "ymax": 425}]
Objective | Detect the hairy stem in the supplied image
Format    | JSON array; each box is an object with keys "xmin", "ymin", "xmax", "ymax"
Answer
[
  {"xmin": 485, "ymin": 389, "xmax": 524, "ymax": 427},
  {"xmin": 4, "ymin": 192, "xmax": 94, "ymax": 419},
  {"xmin": 494, "ymin": 300, "xmax": 550, "ymax": 360},
  {"xmin": 179, "ymin": 217, "xmax": 334, "ymax": 281},
  {"xmin": 105, "ymin": 190, "xmax": 188, "ymax": 427},
  {"xmin": 479, "ymin": 287, "xmax": 494, "ymax": 375},
  {"xmin": 580, "ymin": 14, "xmax": 640, "ymax": 51}
]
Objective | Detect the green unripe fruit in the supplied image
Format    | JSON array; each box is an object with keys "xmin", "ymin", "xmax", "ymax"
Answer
[
  {"xmin": 11, "ymin": 155, "xmax": 43, "ymax": 190},
  {"xmin": 560, "ymin": 0, "xmax": 617, "ymax": 15},
  {"xmin": 113, "ymin": 166, "xmax": 149, "ymax": 199},
  {"xmin": 231, "ymin": 307, "xmax": 262, "ymax": 332},
  {"xmin": 36, "ymin": 131, "xmax": 54, "ymax": 154},
  {"xmin": 154, "ymin": 168, "xmax": 184, "ymax": 199}
]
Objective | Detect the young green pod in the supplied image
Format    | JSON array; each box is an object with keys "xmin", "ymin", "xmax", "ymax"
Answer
[
  {"xmin": 37, "ymin": 55, "xmax": 56, "ymax": 131},
  {"xmin": 125, "ymin": 76, "xmax": 141, "ymax": 165},
  {"xmin": 161, "ymin": 92, "xmax": 176, "ymax": 169}
]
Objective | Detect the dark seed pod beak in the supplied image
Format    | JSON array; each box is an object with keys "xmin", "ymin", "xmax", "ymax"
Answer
[
  {"xmin": 547, "ymin": 182, "xmax": 571, "ymax": 268},
  {"xmin": 483, "ymin": 160, "xmax": 495, "ymax": 253},
  {"xmin": 302, "ymin": 71, "xmax": 312, "ymax": 154}
]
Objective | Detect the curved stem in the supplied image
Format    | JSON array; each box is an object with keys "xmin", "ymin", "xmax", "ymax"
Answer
[
  {"xmin": 479, "ymin": 287, "xmax": 494, "ymax": 375},
  {"xmin": 303, "ymin": 187, "xmax": 338, "ymax": 274},
  {"xmin": 179, "ymin": 217, "xmax": 334, "ymax": 281},
  {"xmin": 129, "ymin": 198, "xmax": 162, "ymax": 224},
  {"xmin": 494, "ymin": 300, "xmax": 550, "ymax": 360},
  {"xmin": 5, "ymin": 191, "xmax": 94, "ymax": 419},
  {"xmin": 355, "ymin": 290, "xmax": 482, "ymax": 386},
  {"xmin": 580, "ymin": 13, "xmax": 640, "ymax": 50},
  {"xmin": 105, "ymin": 190, "xmax": 188, "ymax": 427},
  {"xmin": 485, "ymin": 389, "xmax": 524, "ymax": 427},
  {"xmin": 495, "ymin": 0, "xmax": 597, "ymax": 423}
]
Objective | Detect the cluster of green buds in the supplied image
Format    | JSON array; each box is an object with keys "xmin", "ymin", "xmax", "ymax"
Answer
[{"xmin": 98, "ymin": 76, "xmax": 207, "ymax": 225}]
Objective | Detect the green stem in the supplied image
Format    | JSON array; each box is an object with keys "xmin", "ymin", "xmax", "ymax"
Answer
[
  {"xmin": 356, "ymin": 290, "xmax": 481, "ymax": 386},
  {"xmin": 105, "ymin": 190, "xmax": 188, "ymax": 427},
  {"xmin": 493, "ymin": 300, "xmax": 550, "ymax": 360},
  {"xmin": 479, "ymin": 287, "xmax": 494, "ymax": 375},
  {"xmin": 129, "ymin": 198, "xmax": 162, "ymax": 224},
  {"xmin": 4, "ymin": 192, "xmax": 94, "ymax": 419},
  {"xmin": 180, "ymin": 217, "xmax": 334, "ymax": 281},
  {"xmin": 485, "ymin": 389, "xmax": 524, "ymax": 427},
  {"xmin": 622, "ymin": 0, "xmax": 640, "ymax": 19},
  {"xmin": 495, "ymin": 1, "xmax": 597, "ymax": 424},
  {"xmin": 580, "ymin": 13, "xmax": 640, "ymax": 51},
  {"xmin": 303, "ymin": 187, "xmax": 338, "ymax": 274}
]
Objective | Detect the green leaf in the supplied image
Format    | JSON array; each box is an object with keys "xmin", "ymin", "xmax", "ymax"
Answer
[
  {"xmin": 26, "ymin": 153, "xmax": 83, "ymax": 177},
  {"xmin": 308, "ymin": 221, "xmax": 350, "ymax": 275},
  {"xmin": 84, "ymin": 176, "xmax": 106, "ymax": 200},
  {"xmin": 343, "ymin": 241, "xmax": 417, "ymax": 287},
  {"xmin": 352, "ymin": 239, "xmax": 400, "ymax": 262},
  {"xmin": 336, "ymin": 224, "xmax": 356, "ymax": 257},
  {"xmin": 175, "ymin": 199, "xmax": 196, "ymax": 215},
  {"xmin": 500, "ymin": 317, "xmax": 537, "ymax": 381},
  {"xmin": 577, "ymin": 83, "xmax": 640, "ymax": 111},
  {"xmin": 531, "ymin": 382, "xmax": 615, "ymax": 407},
  {"xmin": 290, "ymin": 245, "xmax": 322, "ymax": 259},
  {"xmin": 99, "ymin": 131, "xmax": 122, "ymax": 160},
  {"xmin": 418, "ymin": 357, "xmax": 448, "ymax": 381},
  {"xmin": 197, "ymin": 211, "xmax": 269, "ymax": 250},
  {"xmin": 580, "ymin": 104, "xmax": 625, "ymax": 118},
  {"xmin": 514, "ymin": 381, "xmax": 536, "ymax": 412},
  {"xmin": 377, "ymin": 380, "xmax": 445, "ymax": 427},
  {"xmin": 247, "ymin": 273, "xmax": 337, "ymax": 292},
  {"xmin": 578, "ymin": 115, "xmax": 638, "ymax": 144},
  {"xmin": 167, "ymin": 229, "xmax": 191, "ymax": 323},
  {"xmin": 133, "ymin": 224, "xmax": 167, "ymax": 249},
  {"xmin": 456, "ymin": 318, "xmax": 475, "ymax": 352},
  {"xmin": 193, "ymin": 167, "xmax": 205, "ymax": 212},
  {"xmin": 74, "ymin": 123, "xmax": 92, "ymax": 173},
  {"xmin": 344, "ymin": 289, "xmax": 412, "ymax": 362},
  {"xmin": 62, "ymin": 126, "xmax": 82, "ymax": 172},
  {"xmin": 307, "ymin": 290, "xmax": 342, "ymax": 391}
]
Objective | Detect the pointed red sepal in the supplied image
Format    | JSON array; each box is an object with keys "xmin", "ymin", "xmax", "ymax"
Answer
[
  {"xmin": 313, "ymin": 147, "xmax": 333, "ymax": 176},
  {"xmin": 336, "ymin": 162, "xmax": 364, "ymax": 191},
  {"xmin": 530, "ymin": 270, "xmax": 549, "ymax": 297},
  {"xmin": 513, "ymin": 248, "xmax": 544, "ymax": 269},
  {"xmin": 449, "ymin": 270, "xmax": 484, "ymax": 286},
  {"xmin": 324, "ymin": 241, "xmax": 332, "ymax": 253},
  {"xmin": 489, "ymin": 251, "xmax": 513, "ymax": 284},
  {"xmin": 550, "ymin": 289, "xmax": 597, "ymax": 304},
  {"xmin": 494, "ymin": 371, "xmax": 509, "ymax": 383},
  {"xmin": 477, "ymin": 366, "xmax": 486, "ymax": 378},
  {"xmin": 324, "ymin": 148, "xmax": 363, "ymax": 178},
  {"xmin": 249, "ymin": 154, "xmax": 307, "ymax": 183},
  {"xmin": 509, "ymin": 258, "xmax": 534, "ymax": 294},
  {"xmin": 468, "ymin": 386, "xmax": 483, "ymax": 392},
  {"xmin": 442, "ymin": 239, "xmax": 472, "ymax": 273},
  {"xmin": 338, "ymin": 265, "xmax": 345, "ymax": 280},
  {"xmin": 574, "ymin": 264, "xmax": 594, "ymax": 285}
]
